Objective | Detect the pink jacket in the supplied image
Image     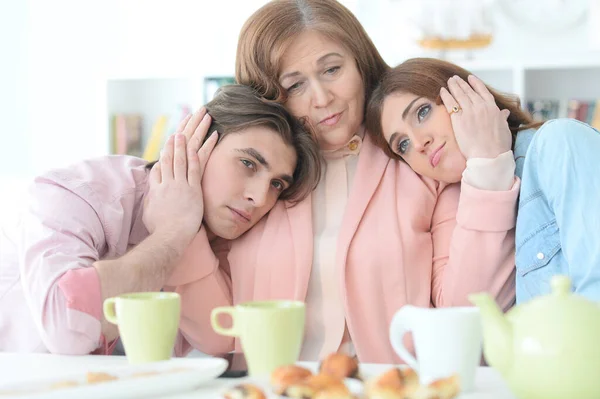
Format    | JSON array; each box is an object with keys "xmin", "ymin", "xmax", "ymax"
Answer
[
  {"xmin": 183, "ymin": 134, "xmax": 518, "ymax": 363},
  {"xmin": 0, "ymin": 156, "xmax": 230, "ymax": 355}
]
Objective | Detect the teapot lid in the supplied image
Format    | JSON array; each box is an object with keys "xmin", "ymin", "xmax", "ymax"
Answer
[
  {"xmin": 550, "ymin": 275, "xmax": 572, "ymax": 296},
  {"xmin": 510, "ymin": 275, "xmax": 600, "ymax": 358},
  {"xmin": 519, "ymin": 275, "xmax": 600, "ymax": 323}
]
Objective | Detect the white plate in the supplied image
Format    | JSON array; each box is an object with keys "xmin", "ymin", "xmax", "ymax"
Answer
[
  {"xmin": 344, "ymin": 378, "xmax": 365, "ymax": 396},
  {"xmin": 0, "ymin": 357, "xmax": 228, "ymax": 399}
]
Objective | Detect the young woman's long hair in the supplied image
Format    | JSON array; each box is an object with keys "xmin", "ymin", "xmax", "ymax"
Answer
[{"xmin": 366, "ymin": 57, "xmax": 541, "ymax": 159}]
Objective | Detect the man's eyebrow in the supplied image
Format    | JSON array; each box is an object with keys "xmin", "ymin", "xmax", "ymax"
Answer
[
  {"xmin": 236, "ymin": 148, "xmax": 294, "ymax": 185},
  {"xmin": 237, "ymin": 148, "xmax": 270, "ymax": 169}
]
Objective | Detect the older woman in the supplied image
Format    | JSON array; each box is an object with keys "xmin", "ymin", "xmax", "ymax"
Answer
[{"xmin": 182, "ymin": 0, "xmax": 518, "ymax": 363}]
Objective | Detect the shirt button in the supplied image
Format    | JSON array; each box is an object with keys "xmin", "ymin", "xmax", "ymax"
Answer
[
  {"xmin": 536, "ymin": 252, "xmax": 545, "ymax": 260},
  {"xmin": 348, "ymin": 140, "xmax": 359, "ymax": 151}
]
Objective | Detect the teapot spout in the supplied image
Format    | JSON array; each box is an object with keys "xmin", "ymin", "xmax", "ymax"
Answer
[{"xmin": 469, "ymin": 293, "xmax": 513, "ymax": 376}]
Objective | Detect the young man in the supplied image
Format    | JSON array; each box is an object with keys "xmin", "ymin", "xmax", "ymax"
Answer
[{"xmin": 0, "ymin": 85, "xmax": 320, "ymax": 355}]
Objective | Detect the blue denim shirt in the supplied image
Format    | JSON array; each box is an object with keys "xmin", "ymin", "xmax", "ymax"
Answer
[{"xmin": 514, "ymin": 118, "xmax": 600, "ymax": 303}]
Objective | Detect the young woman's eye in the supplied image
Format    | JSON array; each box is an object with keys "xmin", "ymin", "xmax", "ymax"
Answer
[
  {"xmin": 397, "ymin": 139, "xmax": 410, "ymax": 155},
  {"xmin": 417, "ymin": 104, "xmax": 431, "ymax": 122},
  {"xmin": 324, "ymin": 66, "xmax": 340, "ymax": 76},
  {"xmin": 241, "ymin": 159, "xmax": 255, "ymax": 170}
]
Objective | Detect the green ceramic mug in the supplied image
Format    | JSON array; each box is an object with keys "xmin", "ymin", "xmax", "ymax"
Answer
[
  {"xmin": 211, "ymin": 301, "xmax": 305, "ymax": 376},
  {"xmin": 103, "ymin": 292, "xmax": 181, "ymax": 364}
]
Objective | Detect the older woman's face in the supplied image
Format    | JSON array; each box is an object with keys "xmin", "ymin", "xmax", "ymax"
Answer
[{"xmin": 279, "ymin": 31, "xmax": 365, "ymax": 151}]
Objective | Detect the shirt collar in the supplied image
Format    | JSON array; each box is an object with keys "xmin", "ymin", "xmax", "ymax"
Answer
[{"xmin": 321, "ymin": 126, "xmax": 365, "ymax": 160}]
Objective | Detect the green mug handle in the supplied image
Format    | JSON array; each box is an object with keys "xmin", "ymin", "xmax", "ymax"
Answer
[
  {"xmin": 103, "ymin": 298, "xmax": 119, "ymax": 325},
  {"xmin": 211, "ymin": 307, "xmax": 238, "ymax": 336}
]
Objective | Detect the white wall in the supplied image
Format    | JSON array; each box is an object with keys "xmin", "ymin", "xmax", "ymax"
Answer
[
  {"xmin": 0, "ymin": 0, "xmax": 30, "ymax": 222},
  {"xmin": 0, "ymin": 0, "xmax": 29, "ymax": 179},
  {"xmin": 359, "ymin": 0, "xmax": 598, "ymax": 65},
  {"xmin": 7, "ymin": 0, "xmax": 279, "ymax": 179},
  {"xmin": 2, "ymin": 0, "xmax": 600, "ymax": 181}
]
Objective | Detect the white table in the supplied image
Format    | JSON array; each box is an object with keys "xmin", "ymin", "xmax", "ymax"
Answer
[{"xmin": 0, "ymin": 353, "xmax": 516, "ymax": 398}]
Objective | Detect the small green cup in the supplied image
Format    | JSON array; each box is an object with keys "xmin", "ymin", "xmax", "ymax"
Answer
[
  {"xmin": 211, "ymin": 300, "xmax": 305, "ymax": 376},
  {"xmin": 103, "ymin": 292, "xmax": 181, "ymax": 364}
]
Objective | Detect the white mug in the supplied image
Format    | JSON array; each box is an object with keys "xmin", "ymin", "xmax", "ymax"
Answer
[{"xmin": 389, "ymin": 305, "xmax": 482, "ymax": 392}]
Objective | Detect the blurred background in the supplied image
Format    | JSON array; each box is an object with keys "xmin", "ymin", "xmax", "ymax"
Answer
[{"xmin": 1, "ymin": 0, "xmax": 599, "ymax": 207}]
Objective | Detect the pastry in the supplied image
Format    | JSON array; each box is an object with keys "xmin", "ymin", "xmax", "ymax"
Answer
[
  {"xmin": 282, "ymin": 381, "xmax": 319, "ymax": 399},
  {"xmin": 424, "ymin": 374, "xmax": 459, "ymax": 399},
  {"xmin": 314, "ymin": 384, "xmax": 354, "ymax": 399},
  {"xmin": 304, "ymin": 373, "xmax": 347, "ymax": 392},
  {"xmin": 319, "ymin": 353, "xmax": 359, "ymax": 379},
  {"xmin": 365, "ymin": 367, "xmax": 421, "ymax": 398},
  {"xmin": 366, "ymin": 367, "xmax": 418, "ymax": 390},
  {"xmin": 271, "ymin": 364, "xmax": 313, "ymax": 394},
  {"xmin": 86, "ymin": 372, "xmax": 118, "ymax": 384},
  {"xmin": 405, "ymin": 374, "xmax": 460, "ymax": 399},
  {"xmin": 367, "ymin": 372, "xmax": 460, "ymax": 399},
  {"xmin": 283, "ymin": 373, "xmax": 346, "ymax": 398},
  {"xmin": 224, "ymin": 384, "xmax": 267, "ymax": 399},
  {"xmin": 367, "ymin": 368, "xmax": 403, "ymax": 391},
  {"xmin": 399, "ymin": 368, "xmax": 418, "ymax": 388},
  {"xmin": 366, "ymin": 386, "xmax": 407, "ymax": 399}
]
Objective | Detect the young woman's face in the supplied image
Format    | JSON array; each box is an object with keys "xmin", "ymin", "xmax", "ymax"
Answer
[
  {"xmin": 279, "ymin": 30, "xmax": 365, "ymax": 150},
  {"xmin": 201, "ymin": 126, "xmax": 297, "ymax": 239},
  {"xmin": 380, "ymin": 92, "xmax": 466, "ymax": 183}
]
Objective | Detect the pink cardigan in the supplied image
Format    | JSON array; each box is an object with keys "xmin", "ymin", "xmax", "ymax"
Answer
[{"xmin": 177, "ymin": 134, "xmax": 518, "ymax": 363}]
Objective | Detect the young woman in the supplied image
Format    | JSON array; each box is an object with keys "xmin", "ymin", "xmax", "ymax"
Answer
[
  {"xmin": 0, "ymin": 85, "xmax": 320, "ymax": 355},
  {"xmin": 366, "ymin": 57, "xmax": 600, "ymax": 304}
]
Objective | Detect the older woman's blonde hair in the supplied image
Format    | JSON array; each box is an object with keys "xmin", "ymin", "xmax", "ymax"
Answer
[{"xmin": 235, "ymin": 0, "xmax": 389, "ymax": 106}]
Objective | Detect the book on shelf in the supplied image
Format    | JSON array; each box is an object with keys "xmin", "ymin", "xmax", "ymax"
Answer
[
  {"xmin": 142, "ymin": 105, "xmax": 194, "ymax": 161},
  {"xmin": 111, "ymin": 114, "xmax": 143, "ymax": 157},
  {"xmin": 526, "ymin": 99, "xmax": 600, "ymax": 130},
  {"xmin": 143, "ymin": 115, "xmax": 169, "ymax": 161},
  {"xmin": 111, "ymin": 105, "xmax": 193, "ymax": 162}
]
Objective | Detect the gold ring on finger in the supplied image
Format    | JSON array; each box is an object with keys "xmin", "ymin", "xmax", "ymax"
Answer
[{"xmin": 449, "ymin": 105, "xmax": 461, "ymax": 114}]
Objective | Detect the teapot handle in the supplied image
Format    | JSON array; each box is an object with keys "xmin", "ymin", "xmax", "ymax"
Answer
[{"xmin": 389, "ymin": 305, "xmax": 419, "ymax": 370}]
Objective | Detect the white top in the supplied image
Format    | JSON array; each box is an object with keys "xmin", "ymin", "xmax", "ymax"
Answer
[{"xmin": 301, "ymin": 135, "xmax": 361, "ymax": 361}]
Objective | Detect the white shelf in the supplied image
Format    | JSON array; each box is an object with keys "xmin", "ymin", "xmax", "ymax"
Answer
[
  {"xmin": 105, "ymin": 59, "xmax": 600, "ymax": 153},
  {"xmin": 455, "ymin": 58, "xmax": 600, "ymax": 72},
  {"xmin": 107, "ymin": 78, "xmax": 205, "ymax": 152},
  {"xmin": 449, "ymin": 58, "xmax": 600, "ymax": 103}
]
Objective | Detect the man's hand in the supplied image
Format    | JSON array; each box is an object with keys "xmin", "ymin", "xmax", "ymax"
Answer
[{"xmin": 95, "ymin": 108, "xmax": 218, "ymax": 341}]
